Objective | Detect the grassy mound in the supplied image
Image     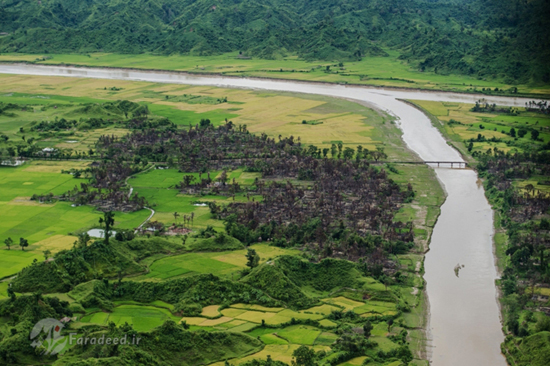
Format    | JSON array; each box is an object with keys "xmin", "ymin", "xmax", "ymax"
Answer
[
  {"xmin": 11, "ymin": 238, "xmax": 183, "ymax": 293},
  {"xmin": 117, "ymin": 273, "xmax": 280, "ymax": 309},
  {"xmin": 188, "ymin": 235, "xmax": 245, "ymax": 252},
  {"xmin": 277, "ymin": 255, "xmax": 360, "ymax": 292},
  {"xmin": 503, "ymin": 331, "xmax": 550, "ymax": 366},
  {"xmin": 55, "ymin": 321, "xmax": 263, "ymax": 366},
  {"xmin": 241, "ymin": 264, "xmax": 317, "ymax": 309}
]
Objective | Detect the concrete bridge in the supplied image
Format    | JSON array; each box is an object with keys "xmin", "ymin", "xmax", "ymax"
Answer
[{"xmin": 374, "ymin": 161, "xmax": 468, "ymax": 168}]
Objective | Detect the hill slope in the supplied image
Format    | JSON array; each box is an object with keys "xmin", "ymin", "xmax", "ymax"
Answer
[{"xmin": 0, "ymin": 1, "xmax": 548, "ymax": 85}]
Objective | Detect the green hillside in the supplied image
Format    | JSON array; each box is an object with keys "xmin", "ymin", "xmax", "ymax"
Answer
[{"xmin": 0, "ymin": 0, "xmax": 548, "ymax": 83}]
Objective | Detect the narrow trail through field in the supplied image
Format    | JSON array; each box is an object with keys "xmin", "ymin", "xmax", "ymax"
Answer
[
  {"xmin": 134, "ymin": 208, "xmax": 155, "ymax": 234},
  {"xmin": 124, "ymin": 163, "xmax": 157, "ymax": 233}
]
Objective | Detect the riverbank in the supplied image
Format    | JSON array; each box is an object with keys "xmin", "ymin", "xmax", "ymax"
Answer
[
  {"xmin": 1, "ymin": 51, "xmax": 549, "ymax": 98},
  {"xmin": 409, "ymin": 100, "xmax": 550, "ymax": 366}
]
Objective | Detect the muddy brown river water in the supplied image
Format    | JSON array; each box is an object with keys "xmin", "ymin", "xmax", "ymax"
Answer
[{"xmin": 2, "ymin": 64, "xmax": 537, "ymax": 365}]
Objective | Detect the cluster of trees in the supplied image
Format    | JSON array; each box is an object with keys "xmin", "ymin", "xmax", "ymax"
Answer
[
  {"xmin": 471, "ymin": 99, "xmax": 530, "ymax": 115},
  {"xmin": 526, "ymin": 100, "xmax": 549, "ymax": 114},
  {"xmin": 478, "ymin": 150, "xmax": 550, "ymax": 221},
  {"xmin": 96, "ymin": 120, "xmax": 304, "ymax": 170},
  {"xmin": 30, "ymin": 117, "xmax": 112, "ymax": 132},
  {"xmin": 0, "ymin": 102, "xmax": 21, "ymax": 118},
  {"xmin": 59, "ymin": 159, "xmax": 148, "ymax": 212},
  {"xmin": 92, "ymin": 121, "xmax": 413, "ymax": 265},
  {"xmin": 3, "ymin": 237, "xmax": 29, "ymax": 251},
  {"xmin": 0, "ymin": 293, "xmax": 73, "ymax": 364},
  {"xmin": 221, "ymin": 157, "xmax": 414, "ymax": 262}
]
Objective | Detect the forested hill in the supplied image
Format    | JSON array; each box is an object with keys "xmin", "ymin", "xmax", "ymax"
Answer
[{"xmin": 0, "ymin": 0, "xmax": 548, "ymax": 83}]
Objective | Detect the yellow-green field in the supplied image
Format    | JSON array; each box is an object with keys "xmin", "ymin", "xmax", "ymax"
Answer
[
  {"xmin": 181, "ymin": 296, "xmax": 397, "ymax": 334},
  {"xmin": 0, "ymin": 74, "xmax": 394, "ymax": 151}
]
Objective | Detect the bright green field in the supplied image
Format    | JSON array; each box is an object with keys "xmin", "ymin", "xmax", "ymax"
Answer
[
  {"xmin": 0, "ymin": 161, "xmax": 149, "ymax": 278},
  {"xmin": 1, "ymin": 51, "xmax": 548, "ymax": 96},
  {"xmin": 314, "ymin": 332, "xmax": 339, "ymax": 346},
  {"xmin": 80, "ymin": 305, "xmax": 181, "ymax": 332},
  {"xmin": 247, "ymin": 324, "xmax": 323, "ymax": 346},
  {"xmin": 0, "ymin": 281, "xmax": 10, "ymax": 299},
  {"xmin": 130, "ymin": 168, "xmax": 261, "ymax": 229}
]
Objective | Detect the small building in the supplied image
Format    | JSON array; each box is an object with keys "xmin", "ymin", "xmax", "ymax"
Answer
[{"xmin": 40, "ymin": 148, "xmax": 57, "ymax": 157}]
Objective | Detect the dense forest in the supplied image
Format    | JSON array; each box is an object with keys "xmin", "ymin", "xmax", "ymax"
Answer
[{"xmin": 0, "ymin": 0, "xmax": 549, "ymax": 83}]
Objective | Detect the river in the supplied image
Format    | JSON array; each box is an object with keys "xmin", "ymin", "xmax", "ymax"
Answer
[{"xmin": 2, "ymin": 64, "xmax": 533, "ymax": 365}]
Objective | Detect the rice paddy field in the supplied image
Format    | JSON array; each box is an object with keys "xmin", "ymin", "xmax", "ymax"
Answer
[
  {"xmin": 57, "ymin": 275, "xmax": 409, "ymax": 365},
  {"xmin": 0, "ymin": 161, "xmax": 149, "ymax": 278},
  {"xmin": 0, "ymin": 73, "xmax": 398, "ymax": 152},
  {"xmin": 1, "ymin": 51, "xmax": 548, "ymax": 96},
  {"xmin": 180, "ymin": 297, "xmax": 404, "ymax": 366}
]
